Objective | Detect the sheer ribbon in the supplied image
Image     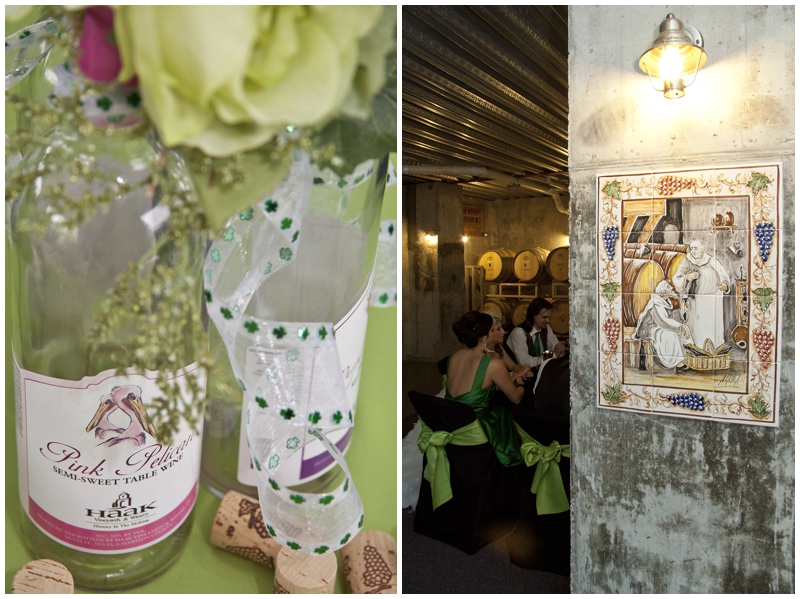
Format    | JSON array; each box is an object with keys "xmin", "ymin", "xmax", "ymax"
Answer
[
  {"xmin": 205, "ymin": 154, "xmax": 384, "ymax": 555},
  {"xmin": 370, "ymin": 158, "xmax": 397, "ymax": 308},
  {"xmin": 5, "ymin": 19, "xmax": 58, "ymax": 90}
]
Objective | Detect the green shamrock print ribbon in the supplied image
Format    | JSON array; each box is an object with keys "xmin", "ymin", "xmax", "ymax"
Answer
[{"xmin": 204, "ymin": 153, "xmax": 378, "ymax": 555}]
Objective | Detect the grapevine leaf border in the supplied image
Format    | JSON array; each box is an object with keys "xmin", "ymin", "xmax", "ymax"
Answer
[{"xmin": 596, "ymin": 165, "xmax": 782, "ymax": 427}]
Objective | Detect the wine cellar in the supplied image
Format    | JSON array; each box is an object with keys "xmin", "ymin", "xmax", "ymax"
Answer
[
  {"xmin": 466, "ymin": 246, "xmax": 570, "ymax": 339},
  {"xmin": 401, "ymin": 4, "xmax": 793, "ymax": 595}
]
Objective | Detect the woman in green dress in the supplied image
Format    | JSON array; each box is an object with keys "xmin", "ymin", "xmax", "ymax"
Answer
[{"xmin": 445, "ymin": 311, "xmax": 524, "ymax": 467}]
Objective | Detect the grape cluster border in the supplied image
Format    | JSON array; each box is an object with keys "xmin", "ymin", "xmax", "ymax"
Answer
[{"xmin": 596, "ymin": 164, "xmax": 782, "ymax": 427}]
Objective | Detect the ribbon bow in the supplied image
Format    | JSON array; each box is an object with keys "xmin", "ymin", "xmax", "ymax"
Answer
[
  {"xmin": 417, "ymin": 417, "xmax": 488, "ymax": 510},
  {"xmin": 516, "ymin": 425, "xmax": 570, "ymax": 515}
]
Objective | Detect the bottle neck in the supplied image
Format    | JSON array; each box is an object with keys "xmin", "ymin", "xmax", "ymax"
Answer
[
  {"xmin": 8, "ymin": 17, "xmax": 146, "ymax": 132},
  {"xmin": 46, "ymin": 59, "xmax": 146, "ymax": 129}
]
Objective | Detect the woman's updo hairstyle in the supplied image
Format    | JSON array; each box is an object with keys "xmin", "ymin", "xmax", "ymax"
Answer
[{"xmin": 452, "ymin": 310, "xmax": 493, "ymax": 348}]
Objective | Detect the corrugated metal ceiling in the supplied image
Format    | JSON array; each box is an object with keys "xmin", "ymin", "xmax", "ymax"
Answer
[{"xmin": 402, "ymin": 6, "xmax": 569, "ymax": 203}]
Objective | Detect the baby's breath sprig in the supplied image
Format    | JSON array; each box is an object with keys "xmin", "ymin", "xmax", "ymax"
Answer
[
  {"xmin": 5, "ymin": 68, "xmax": 149, "ymax": 226},
  {"xmin": 7, "ymin": 144, "xmax": 144, "ymax": 236},
  {"xmin": 184, "ymin": 129, "xmax": 318, "ymax": 232},
  {"xmin": 186, "ymin": 150, "xmax": 249, "ymax": 192},
  {"xmin": 83, "ymin": 163, "xmax": 210, "ymax": 445},
  {"xmin": 86, "ymin": 253, "xmax": 209, "ymax": 445}
]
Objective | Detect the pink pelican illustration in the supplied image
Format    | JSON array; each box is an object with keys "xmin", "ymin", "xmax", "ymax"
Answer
[
  {"xmin": 85, "ymin": 385, "xmax": 157, "ymax": 447},
  {"xmin": 87, "ymin": 393, "xmax": 125, "ymax": 440}
]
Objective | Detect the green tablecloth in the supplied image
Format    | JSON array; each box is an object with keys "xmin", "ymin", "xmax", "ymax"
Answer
[{"xmin": 4, "ymin": 306, "xmax": 397, "ymax": 593}]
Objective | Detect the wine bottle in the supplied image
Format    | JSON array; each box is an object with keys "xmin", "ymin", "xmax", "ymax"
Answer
[
  {"xmin": 200, "ymin": 156, "xmax": 387, "ymax": 497},
  {"xmin": 7, "ymin": 32, "xmax": 206, "ymax": 591}
]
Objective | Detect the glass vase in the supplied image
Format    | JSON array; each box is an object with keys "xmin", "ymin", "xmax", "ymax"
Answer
[{"xmin": 6, "ymin": 39, "xmax": 207, "ymax": 591}]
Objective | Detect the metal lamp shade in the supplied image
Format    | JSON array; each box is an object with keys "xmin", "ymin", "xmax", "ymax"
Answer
[{"xmin": 639, "ymin": 13, "xmax": 707, "ymax": 98}]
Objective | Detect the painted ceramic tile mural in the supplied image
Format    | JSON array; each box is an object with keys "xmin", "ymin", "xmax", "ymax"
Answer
[{"xmin": 597, "ymin": 165, "xmax": 782, "ymax": 426}]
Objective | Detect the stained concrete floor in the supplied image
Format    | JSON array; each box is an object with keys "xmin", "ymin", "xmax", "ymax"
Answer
[{"xmin": 402, "ymin": 509, "xmax": 570, "ymax": 594}]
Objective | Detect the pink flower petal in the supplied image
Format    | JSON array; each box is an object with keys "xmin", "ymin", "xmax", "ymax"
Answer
[{"xmin": 77, "ymin": 6, "xmax": 121, "ymax": 82}]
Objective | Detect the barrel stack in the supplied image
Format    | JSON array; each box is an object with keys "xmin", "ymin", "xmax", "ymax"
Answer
[{"xmin": 476, "ymin": 246, "xmax": 570, "ymax": 337}]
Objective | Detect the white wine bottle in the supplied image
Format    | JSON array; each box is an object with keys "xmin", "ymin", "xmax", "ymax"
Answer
[{"xmin": 200, "ymin": 156, "xmax": 387, "ymax": 497}]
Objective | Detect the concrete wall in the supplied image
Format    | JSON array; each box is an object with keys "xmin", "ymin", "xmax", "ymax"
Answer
[
  {"xmin": 402, "ymin": 183, "xmax": 466, "ymax": 361},
  {"xmin": 569, "ymin": 5, "xmax": 794, "ymax": 593},
  {"xmin": 462, "ymin": 196, "xmax": 569, "ymax": 267},
  {"xmin": 462, "ymin": 197, "xmax": 494, "ymax": 268}
]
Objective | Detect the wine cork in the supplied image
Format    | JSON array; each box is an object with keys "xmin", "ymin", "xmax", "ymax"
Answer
[
  {"xmin": 210, "ymin": 490, "xmax": 282, "ymax": 568},
  {"xmin": 12, "ymin": 560, "xmax": 73, "ymax": 594},
  {"xmin": 273, "ymin": 547, "xmax": 337, "ymax": 594},
  {"xmin": 340, "ymin": 530, "xmax": 397, "ymax": 594}
]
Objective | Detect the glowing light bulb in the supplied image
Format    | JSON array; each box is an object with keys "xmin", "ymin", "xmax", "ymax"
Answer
[{"xmin": 659, "ymin": 46, "xmax": 684, "ymax": 82}]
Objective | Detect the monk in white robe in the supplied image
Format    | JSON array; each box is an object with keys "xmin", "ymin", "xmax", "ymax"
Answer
[
  {"xmin": 672, "ymin": 240, "xmax": 731, "ymax": 349},
  {"xmin": 633, "ymin": 281, "xmax": 693, "ymax": 371}
]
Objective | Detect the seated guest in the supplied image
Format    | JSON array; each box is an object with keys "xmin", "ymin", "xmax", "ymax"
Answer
[
  {"xmin": 436, "ymin": 314, "xmax": 531, "ymax": 391},
  {"xmin": 483, "ymin": 313, "xmax": 533, "ymax": 386},
  {"xmin": 444, "ymin": 311, "xmax": 524, "ymax": 467},
  {"xmin": 507, "ymin": 298, "xmax": 568, "ymax": 370}
]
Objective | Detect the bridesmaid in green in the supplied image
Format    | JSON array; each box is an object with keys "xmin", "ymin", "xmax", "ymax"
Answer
[{"xmin": 445, "ymin": 311, "xmax": 524, "ymax": 467}]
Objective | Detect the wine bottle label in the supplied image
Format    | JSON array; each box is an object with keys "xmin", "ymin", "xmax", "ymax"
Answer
[
  {"xmin": 236, "ymin": 282, "xmax": 371, "ymax": 487},
  {"xmin": 14, "ymin": 359, "xmax": 204, "ymax": 554}
]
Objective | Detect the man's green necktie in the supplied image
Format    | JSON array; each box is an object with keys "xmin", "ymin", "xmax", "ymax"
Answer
[{"xmin": 533, "ymin": 331, "xmax": 541, "ymax": 357}]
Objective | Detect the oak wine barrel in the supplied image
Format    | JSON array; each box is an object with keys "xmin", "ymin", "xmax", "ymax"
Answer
[
  {"xmin": 477, "ymin": 248, "xmax": 516, "ymax": 283},
  {"xmin": 482, "ymin": 297, "xmax": 513, "ymax": 324},
  {"xmin": 545, "ymin": 246, "xmax": 570, "ymax": 282},
  {"xmin": 511, "ymin": 300, "xmax": 531, "ymax": 327},
  {"xmin": 622, "ymin": 246, "xmax": 685, "ymax": 285},
  {"xmin": 650, "ymin": 250, "xmax": 686, "ymax": 282},
  {"xmin": 550, "ymin": 299, "xmax": 570, "ymax": 336},
  {"xmin": 621, "ymin": 259, "xmax": 665, "ymax": 327},
  {"xmin": 512, "ymin": 248, "xmax": 550, "ymax": 283}
]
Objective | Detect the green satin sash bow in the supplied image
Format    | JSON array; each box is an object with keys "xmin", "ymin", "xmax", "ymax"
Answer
[
  {"xmin": 417, "ymin": 417, "xmax": 489, "ymax": 510},
  {"xmin": 516, "ymin": 425, "xmax": 570, "ymax": 515}
]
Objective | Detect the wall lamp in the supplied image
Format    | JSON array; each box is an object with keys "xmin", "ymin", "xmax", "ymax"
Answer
[
  {"xmin": 424, "ymin": 230, "xmax": 438, "ymax": 245},
  {"xmin": 639, "ymin": 13, "xmax": 707, "ymax": 99}
]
